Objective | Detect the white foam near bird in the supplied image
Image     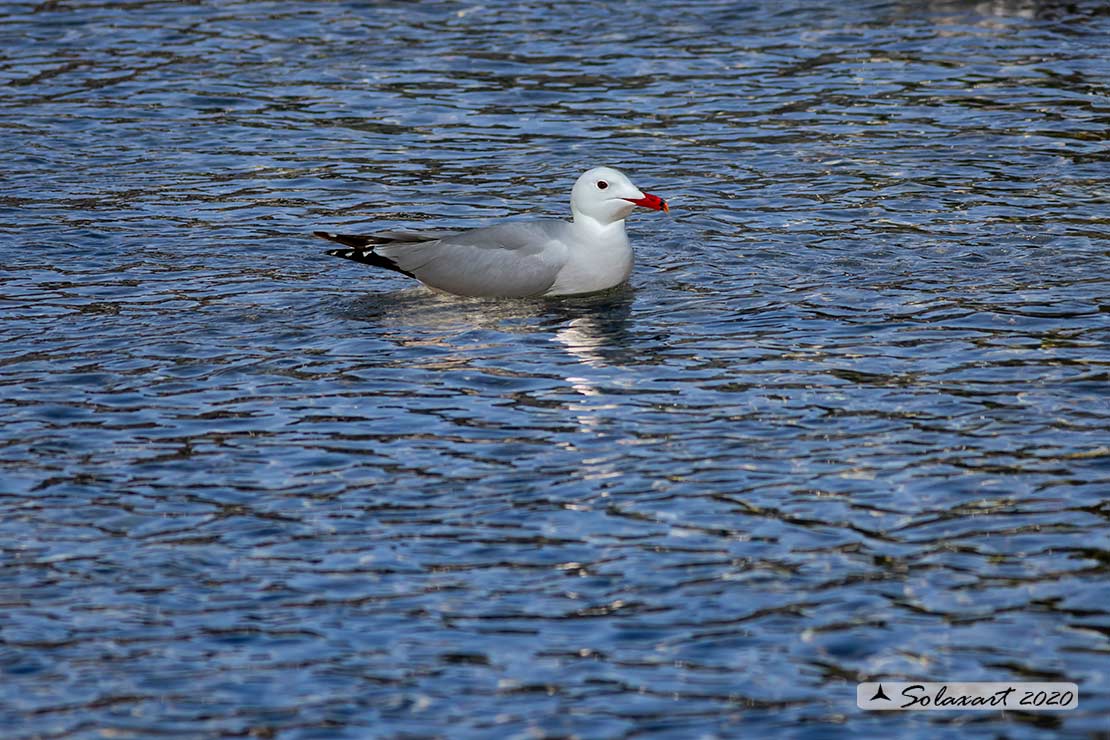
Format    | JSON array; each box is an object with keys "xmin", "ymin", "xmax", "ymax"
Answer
[{"xmin": 315, "ymin": 166, "xmax": 668, "ymax": 298}]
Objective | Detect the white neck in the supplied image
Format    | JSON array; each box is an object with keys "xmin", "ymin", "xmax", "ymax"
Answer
[{"xmin": 572, "ymin": 211, "xmax": 626, "ymax": 238}]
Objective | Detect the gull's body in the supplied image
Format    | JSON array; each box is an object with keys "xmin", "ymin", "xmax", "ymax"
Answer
[{"xmin": 316, "ymin": 167, "xmax": 667, "ymax": 298}]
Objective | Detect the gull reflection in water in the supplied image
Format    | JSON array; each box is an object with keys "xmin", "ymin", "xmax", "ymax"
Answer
[
  {"xmin": 342, "ymin": 286, "xmax": 636, "ymax": 366},
  {"xmin": 339, "ymin": 286, "xmax": 638, "ymax": 435},
  {"xmin": 550, "ymin": 289, "xmax": 635, "ymax": 369},
  {"xmin": 554, "ymin": 314, "xmax": 620, "ymax": 435},
  {"xmin": 546, "ymin": 290, "xmax": 637, "ymax": 436}
]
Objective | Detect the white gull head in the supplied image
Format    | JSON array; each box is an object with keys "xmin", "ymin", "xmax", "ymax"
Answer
[{"xmin": 570, "ymin": 166, "xmax": 668, "ymax": 227}]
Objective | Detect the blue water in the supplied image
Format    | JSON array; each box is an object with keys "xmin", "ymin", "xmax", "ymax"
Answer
[{"xmin": 2, "ymin": 1, "xmax": 1108, "ymax": 737}]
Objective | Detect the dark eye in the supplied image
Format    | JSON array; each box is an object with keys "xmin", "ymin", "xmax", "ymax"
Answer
[{"xmin": 596, "ymin": 180, "xmax": 608, "ymax": 190}]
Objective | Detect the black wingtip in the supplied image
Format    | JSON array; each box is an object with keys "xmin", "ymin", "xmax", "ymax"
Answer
[
  {"xmin": 323, "ymin": 244, "xmax": 416, "ymax": 279},
  {"xmin": 314, "ymin": 231, "xmax": 377, "ymax": 249}
]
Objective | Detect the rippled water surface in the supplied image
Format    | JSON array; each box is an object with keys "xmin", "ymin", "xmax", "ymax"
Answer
[{"xmin": 2, "ymin": 0, "xmax": 1109, "ymax": 737}]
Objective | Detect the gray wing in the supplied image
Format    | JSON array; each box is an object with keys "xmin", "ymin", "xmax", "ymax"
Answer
[{"xmin": 377, "ymin": 220, "xmax": 570, "ymax": 298}]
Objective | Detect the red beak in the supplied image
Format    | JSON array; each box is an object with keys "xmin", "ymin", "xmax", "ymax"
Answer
[{"xmin": 624, "ymin": 192, "xmax": 669, "ymax": 213}]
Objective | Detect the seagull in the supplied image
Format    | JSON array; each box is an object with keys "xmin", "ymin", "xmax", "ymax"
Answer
[{"xmin": 315, "ymin": 166, "xmax": 668, "ymax": 298}]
